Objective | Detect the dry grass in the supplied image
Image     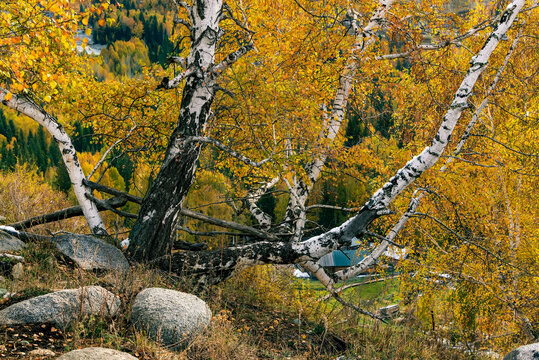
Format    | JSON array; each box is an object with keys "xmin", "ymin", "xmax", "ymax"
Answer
[{"xmin": 0, "ymin": 165, "xmax": 87, "ymax": 235}]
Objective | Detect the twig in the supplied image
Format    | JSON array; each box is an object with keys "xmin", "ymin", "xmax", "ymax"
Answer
[{"xmin": 184, "ymin": 136, "xmax": 272, "ymax": 167}]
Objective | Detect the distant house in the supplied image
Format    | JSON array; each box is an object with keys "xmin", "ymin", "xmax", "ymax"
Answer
[
  {"xmin": 316, "ymin": 237, "xmax": 408, "ymax": 273},
  {"xmin": 317, "ymin": 247, "xmax": 370, "ymax": 272},
  {"xmin": 316, "ymin": 237, "xmax": 366, "ymax": 272}
]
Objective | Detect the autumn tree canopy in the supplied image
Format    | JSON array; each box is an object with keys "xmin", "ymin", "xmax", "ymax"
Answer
[{"xmin": 0, "ymin": 0, "xmax": 537, "ymax": 348}]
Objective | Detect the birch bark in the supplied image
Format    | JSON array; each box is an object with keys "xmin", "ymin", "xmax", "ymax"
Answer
[{"xmin": 0, "ymin": 89, "xmax": 108, "ymax": 236}]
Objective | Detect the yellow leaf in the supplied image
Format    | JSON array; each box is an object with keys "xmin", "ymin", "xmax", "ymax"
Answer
[
  {"xmin": 43, "ymin": 95, "xmax": 51, "ymax": 102},
  {"xmin": 4, "ymin": 92, "xmax": 12, "ymax": 101},
  {"xmin": 82, "ymin": 17, "xmax": 89, "ymax": 26},
  {"xmin": 16, "ymin": 83, "xmax": 24, "ymax": 91},
  {"xmin": 98, "ymin": 19, "xmax": 105, "ymax": 26},
  {"xmin": 85, "ymin": 28, "xmax": 92, "ymax": 36},
  {"xmin": 49, "ymin": 80, "xmax": 57, "ymax": 90}
]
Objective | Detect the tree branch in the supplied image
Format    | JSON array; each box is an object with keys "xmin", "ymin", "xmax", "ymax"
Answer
[
  {"xmin": 156, "ymin": 68, "xmax": 194, "ymax": 90},
  {"xmin": 469, "ymin": 133, "xmax": 539, "ymax": 158},
  {"xmin": 244, "ymin": 177, "xmax": 280, "ymax": 228},
  {"xmin": 300, "ymin": 258, "xmax": 387, "ymax": 322},
  {"xmin": 441, "ymin": 31, "xmax": 522, "ymax": 171},
  {"xmin": 333, "ymin": 192, "xmax": 424, "ymax": 282},
  {"xmin": 85, "ymin": 194, "xmax": 137, "ymax": 219},
  {"xmin": 177, "ymin": 225, "xmax": 248, "ymax": 237},
  {"xmin": 212, "ymin": 43, "xmax": 254, "ymax": 76},
  {"xmin": 83, "ymin": 180, "xmax": 277, "ymax": 240},
  {"xmin": 319, "ymin": 275, "xmax": 400, "ymax": 301},
  {"xmin": 184, "ymin": 136, "xmax": 272, "ymax": 167},
  {"xmin": 83, "ymin": 180, "xmax": 143, "ymax": 204},
  {"xmin": 179, "ymin": 208, "xmax": 278, "ymax": 241},
  {"xmin": 305, "ymin": 204, "xmax": 361, "ymax": 212},
  {"xmin": 8, "ymin": 196, "xmax": 129, "ymax": 230},
  {"xmin": 284, "ymin": 0, "xmax": 395, "ymax": 240},
  {"xmin": 88, "ymin": 120, "xmax": 138, "ymax": 180},
  {"xmin": 366, "ymin": 0, "xmax": 525, "ymax": 211},
  {"xmin": 376, "ymin": 16, "xmax": 499, "ymax": 60}
]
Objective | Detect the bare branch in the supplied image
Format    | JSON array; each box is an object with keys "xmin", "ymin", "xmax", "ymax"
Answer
[
  {"xmin": 184, "ymin": 136, "xmax": 272, "ymax": 167},
  {"xmin": 376, "ymin": 16, "xmax": 499, "ymax": 60},
  {"xmin": 174, "ymin": 240, "xmax": 209, "ymax": 251},
  {"xmin": 88, "ymin": 120, "xmax": 137, "ymax": 180},
  {"xmin": 319, "ymin": 275, "xmax": 400, "ymax": 301},
  {"xmin": 222, "ymin": 3, "xmax": 255, "ymax": 35},
  {"xmin": 306, "ymin": 204, "xmax": 361, "ymax": 212},
  {"xmin": 363, "ymin": 230, "xmax": 405, "ymax": 248},
  {"xmin": 333, "ymin": 192, "xmax": 424, "ymax": 282},
  {"xmin": 469, "ymin": 133, "xmax": 539, "ymax": 158},
  {"xmin": 179, "ymin": 208, "xmax": 278, "ymax": 241},
  {"xmin": 177, "ymin": 226, "xmax": 248, "ymax": 237},
  {"xmin": 8, "ymin": 196, "xmax": 129, "ymax": 230},
  {"xmin": 84, "ymin": 180, "xmax": 143, "ymax": 204},
  {"xmin": 441, "ymin": 155, "xmax": 498, "ymax": 168},
  {"xmin": 83, "ymin": 180, "xmax": 276, "ymax": 240}
]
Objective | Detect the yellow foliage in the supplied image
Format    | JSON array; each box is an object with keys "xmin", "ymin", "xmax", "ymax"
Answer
[{"xmin": 0, "ymin": 164, "xmax": 86, "ymax": 234}]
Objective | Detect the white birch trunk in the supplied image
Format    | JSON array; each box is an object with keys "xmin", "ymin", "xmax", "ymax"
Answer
[
  {"xmin": 365, "ymin": 0, "xmax": 525, "ymax": 211},
  {"xmin": 284, "ymin": 0, "xmax": 395, "ymax": 239}
]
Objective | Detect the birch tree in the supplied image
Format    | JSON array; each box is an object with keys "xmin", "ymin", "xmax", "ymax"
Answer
[{"xmin": 0, "ymin": 0, "xmax": 534, "ymax": 308}]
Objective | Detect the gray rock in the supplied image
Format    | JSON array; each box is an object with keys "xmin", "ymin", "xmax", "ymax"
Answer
[
  {"xmin": 52, "ymin": 234, "xmax": 129, "ymax": 271},
  {"xmin": 503, "ymin": 342, "xmax": 539, "ymax": 360},
  {"xmin": 377, "ymin": 304, "xmax": 399, "ymax": 319},
  {"xmin": 11, "ymin": 262, "xmax": 24, "ymax": 280},
  {"xmin": 130, "ymin": 288, "xmax": 211, "ymax": 349},
  {"xmin": 57, "ymin": 347, "xmax": 138, "ymax": 359},
  {"xmin": 0, "ymin": 286, "xmax": 120, "ymax": 329},
  {"xmin": 29, "ymin": 348, "xmax": 56, "ymax": 357},
  {"xmin": 0, "ymin": 230, "xmax": 25, "ymax": 252}
]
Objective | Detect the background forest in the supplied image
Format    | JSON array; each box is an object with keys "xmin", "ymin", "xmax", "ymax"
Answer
[{"xmin": 0, "ymin": 0, "xmax": 537, "ymax": 359}]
